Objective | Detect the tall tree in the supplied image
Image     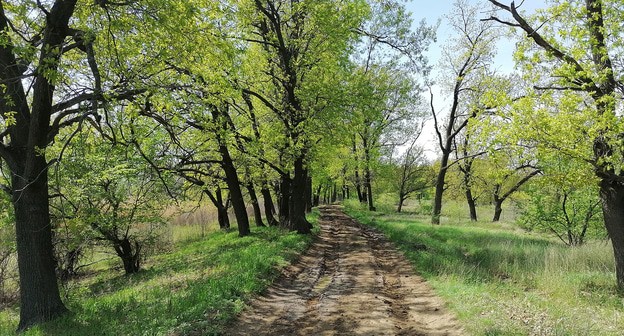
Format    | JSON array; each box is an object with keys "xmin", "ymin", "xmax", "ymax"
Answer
[
  {"xmin": 430, "ymin": 0, "xmax": 497, "ymax": 224},
  {"xmin": 349, "ymin": 0, "xmax": 434, "ymax": 211},
  {"xmin": 486, "ymin": 0, "xmax": 624, "ymax": 289},
  {"xmin": 239, "ymin": 0, "xmax": 366, "ymax": 232}
]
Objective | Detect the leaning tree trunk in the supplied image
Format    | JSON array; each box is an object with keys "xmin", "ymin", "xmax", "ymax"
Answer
[
  {"xmin": 13, "ymin": 165, "xmax": 68, "ymax": 330},
  {"xmin": 218, "ymin": 143, "xmax": 250, "ymax": 236},
  {"xmin": 288, "ymin": 156, "xmax": 312, "ymax": 234},
  {"xmin": 246, "ymin": 183, "xmax": 265, "ymax": 227},
  {"xmin": 397, "ymin": 196, "xmax": 406, "ymax": 213},
  {"xmin": 599, "ymin": 179, "xmax": 624, "ymax": 291},
  {"xmin": 432, "ymin": 151, "xmax": 451, "ymax": 224},
  {"xmin": 492, "ymin": 199, "xmax": 503, "ymax": 222}
]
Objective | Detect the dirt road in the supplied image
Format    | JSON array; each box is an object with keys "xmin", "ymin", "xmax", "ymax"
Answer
[{"xmin": 225, "ymin": 205, "xmax": 464, "ymax": 336}]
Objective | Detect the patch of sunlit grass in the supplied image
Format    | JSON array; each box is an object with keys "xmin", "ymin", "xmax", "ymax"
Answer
[
  {"xmin": 0, "ymin": 211, "xmax": 319, "ymax": 335},
  {"xmin": 344, "ymin": 205, "xmax": 623, "ymax": 335}
]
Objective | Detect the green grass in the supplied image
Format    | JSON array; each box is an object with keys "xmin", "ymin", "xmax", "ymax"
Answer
[
  {"xmin": 344, "ymin": 204, "xmax": 623, "ymax": 335},
  {"xmin": 0, "ymin": 211, "xmax": 319, "ymax": 335}
]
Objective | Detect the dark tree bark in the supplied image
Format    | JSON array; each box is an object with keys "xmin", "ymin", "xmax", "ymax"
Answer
[
  {"xmin": 246, "ymin": 183, "xmax": 265, "ymax": 227},
  {"xmin": 599, "ymin": 180, "xmax": 624, "ymax": 290},
  {"xmin": 13, "ymin": 171, "xmax": 68, "ymax": 330},
  {"xmin": 219, "ymin": 150, "xmax": 249, "ymax": 236},
  {"xmin": 397, "ymin": 197, "xmax": 406, "ymax": 213},
  {"xmin": 305, "ymin": 176, "xmax": 313, "ymax": 213},
  {"xmin": 431, "ymin": 158, "xmax": 449, "ymax": 224},
  {"xmin": 204, "ymin": 188, "xmax": 231, "ymax": 230},
  {"xmin": 459, "ymin": 152, "xmax": 478, "ymax": 221},
  {"xmin": 241, "ymin": 90, "xmax": 277, "ymax": 227},
  {"xmin": 57, "ymin": 247, "xmax": 82, "ymax": 280},
  {"xmin": 211, "ymin": 107, "xmax": 250, "ymax": 237},
  {"xmin": 288, "ymin": 156, "xmax": 311, "ymax": 233},
  {"xmin": 0, "ymin": 1, "xmax": 79, "ymax": 329},
  {"xmin": 353, "ymin": 138, "xmax": 365, "ymax": 203},
  {"xmin": 113, "ymin": 238, "xmax": 141, "ymax": 274},
  {"xmin": 429, "ymin": 2, "xmax": 490, "ymax": 224},
  {"xmin": 260, "ymin": 186, "xmax": 279, "ymax": 226},
  {"xmin": 491, "ymin": 169, "xmax": 540, "ymax": 222},
  {"xmin": 466, "ymin": 188, "xmax": 478, "ymax": 221},
  {"xmin": 492, "ymin": 197, "xmax": 503, "ymax": 222},
  {"xmin": 313, "ymin": 184, "xmax": 321, "ymax": 206},
  {"xmin": 363, "ymin": 146, "xmax": 376, "ymax": 211},
  {"xmin": 278, "ymin": 175, "xmax": 291, "ymax": 225}
]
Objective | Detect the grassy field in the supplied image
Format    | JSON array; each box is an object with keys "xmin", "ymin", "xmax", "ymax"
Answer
[
  {"xmin": 344, "ymin": 200, "xmax": 623, "ymax": 335},
  {"xmin": 0, "ymin": 210, "xmax": 319, "ymax": 335}
]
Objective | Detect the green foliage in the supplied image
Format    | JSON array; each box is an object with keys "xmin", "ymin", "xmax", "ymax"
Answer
[
  {"xmin": 518, "ymin": 156, "xmax": 605, "ymax": 246},
  {"xmin": 50, "ymin": 127, "xmax": 171, "ymax": 275},
  {"xmin": 344, "ymin": 206, "xmax": 621, "ymax": 335}
]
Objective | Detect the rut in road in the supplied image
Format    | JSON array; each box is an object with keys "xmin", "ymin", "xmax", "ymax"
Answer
[{"xmin": 225, "ymin": 205, "xmax": 464, "ymax": 336}]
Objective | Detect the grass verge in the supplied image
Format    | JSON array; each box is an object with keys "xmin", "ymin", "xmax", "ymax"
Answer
[
  {"xmin": 0, "ymin": 210, "xmax": 319, "ymax": 335},
  {"xmin": 344, "ymin": 205, "xmax": 623, "ymax": 335}
]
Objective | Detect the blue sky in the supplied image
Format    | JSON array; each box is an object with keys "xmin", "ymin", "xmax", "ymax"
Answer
[
  {"xmin": 406, "ymin": 1, "xmax": 547, "ymax": 74},
  {"xmin": 403, "ymin": 0, "xmax": 546, "ymax": 158}
]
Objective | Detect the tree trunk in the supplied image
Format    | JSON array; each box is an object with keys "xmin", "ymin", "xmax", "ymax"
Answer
[
  {"xmin": 432, "ymin": 151, "xmax": 450, "ymax": 224},
  {"xmin": 355, "ymin": 172, "xmax": 364, "ymax": 202},
  {"xmin": 288, "ymin": 156, "xmax": 311, "ymax": 234},
  {"xmin": 218, "ymin": 143, "xmax": 250, "ymax": 236},
  {"xmin": 492, "ymin": 198, "xmax": 503, "ymax": 222},
  {"xmin": 246, "ymin": 183, "xmax": 265, "ymax": 227},
  {"xmin": 305, "ymin": 176, "xmax": 312, "ymax": 213},
  {"xmin": 600, "ymin": 180, "xmax": 624, "ymax": 292},
  {"xmin": 58, "ymin": 247, "xmax": 82, "ymax": 281},
  {"xmin": 217, "ymin": 205, "xmax": 231, "ymax": 230},
  {"xmin": 363, "ymin": 148, "xmax": 376, "ymax": 211},
  {"xmin": 114, "ymin": 238, "xmax": 141, "ymax": 274},
  {"xmin": 313, "ymin": 184, "xmax": 321, "ymax": 206},
  {"xmin": 278, "ymin": 175, "xmax": 291, "ymax": 226},
  {"xmin": 2, "ymin": 0, "xmax": 77, "ymax": 330},
  {"xmin": 13, "ymin": 168, "xmax": 68, "ymax": 330},
  {"xmin": 466, "ymin": 188, "xmax": 478, "ymax": 221},
  {"xmin": 206, "ymin": 188, "xmax": 231, "ymax": 230},
  {"xmin": 13, "ymin": 154, "xmax": 66, "ymax": 330},
  {"xmin": 217, "ymin": 189, "xmax": 231, "ymax": 230},
  {"xmin": 260, "ymin": 186, "xmax": 279, "ymax": 226},
  {"xmin": 397, "ymin": 197, "xmax": 405, "ymax": 213},
  {"xmin": 353, "ymin": 137, "xmax": 364, "ymax": 203},
  {"xmin": 331, "ymin": 183, "xmax": 337, "ymax": 203}
]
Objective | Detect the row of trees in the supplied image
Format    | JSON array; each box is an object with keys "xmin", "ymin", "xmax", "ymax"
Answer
[
  {"xmin": 416, "ymin": 0, "xmax": 624, "ymax": 291},
  {"xmin": 2, "ymin": 0, "xmax": 624, "ymax": 331},
  {"xmin": 0, "ymin": 0, "xmax": 438, "ymax": 331}
]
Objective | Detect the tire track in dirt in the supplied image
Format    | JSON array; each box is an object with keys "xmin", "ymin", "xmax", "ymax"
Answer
[{"xmin": 224, "ymin": 205, "xmax": 464, "ymax": 336}]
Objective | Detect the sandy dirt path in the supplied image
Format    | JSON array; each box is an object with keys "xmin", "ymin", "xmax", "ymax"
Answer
[{"xmin": 224, "ymin": 205, "xmax": 464, "ymax": 336}]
